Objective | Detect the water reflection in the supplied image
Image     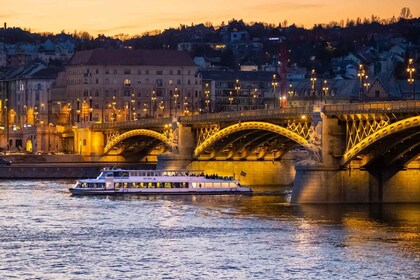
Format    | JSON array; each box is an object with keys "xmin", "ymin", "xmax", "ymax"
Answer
[{"xmin": 0, "ymin": 181, "xmax": 418, "ymax": 279}]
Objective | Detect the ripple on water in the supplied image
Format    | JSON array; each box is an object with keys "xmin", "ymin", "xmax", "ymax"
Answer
[{"xmin": 0, "ymin": 181, "xmax": 419, "ymax": 279}]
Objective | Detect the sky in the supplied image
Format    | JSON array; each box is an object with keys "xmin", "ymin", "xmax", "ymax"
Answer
[{"xmin": 0, "ymin": 0, "xmax": 419, "ymax": 37}]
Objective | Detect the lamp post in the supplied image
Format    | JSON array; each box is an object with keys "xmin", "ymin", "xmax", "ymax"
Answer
[
  {"xmin": 89, "ymin": 97, "xmax": 93, "ymax": 122},
  {"xmin": 76, "ymin": 99, "xmax": 80, "ymax": 123},
  {"xmin": 143, "ymin": 103, "xmax": 148, "ymax": 118},
  {"xmin": 357, "ymin": 64, "xmax": 368, "ymax": 102},
  {"xmin": 23, "ymin": 105, "xmax": 27, "ymax": 128},
  {"xmin": 174, "ymin": 87, "xmax": 179, "ymax": 117},
  {"xmin": 407, "ymin": 58, "xmax": 416, "ymax": 100},
  {"xmin": 131, "ymin": 90, "xmax": 136, "ymax": 120},
  {"xmin": 205, "ymin": 83, "xmax": 210, "ymax": 112},
  {"xmin": 288, "ymin": 84, "xmax": 294, "ymax": 106},
  {"xmin": 159, "ymin": 100, "xmax": 165, "ymax": 117},
  {"xmin": 271, "ymin": 74, "xmax": 278, "ymax": 108},
  {"xmin": 253, "ymin": 88, "xmax": 258, "ymax": 110},
  {"xmin": 151, "ymin": 89, "xmax": 156, "ymax": 118},
  {"xmin": 322, "ymin": 80, "xmax": 329, "ymax": 103},
  {"xmin": 229, "ymin": 91, "xmax": 233, "ymax": 111},
  {"xmin": 310, "ymin": 69, "xmax": 317, "ymax": 96},
  {"xmin": 183, "ymin": 96, "xmax": 189, "ymax": 116},
  {"xmin": 235, "ymin": 79, "xmax": 240, "ymax": 111},
  {"xmin": 66, "ymin": 103, "xmax": 72, "ymax": 125}
]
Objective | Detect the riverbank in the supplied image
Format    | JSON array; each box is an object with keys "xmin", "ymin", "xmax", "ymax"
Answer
[{"xmin": 0, "ymin": 154, "xmax": 155, "ymax": 179}]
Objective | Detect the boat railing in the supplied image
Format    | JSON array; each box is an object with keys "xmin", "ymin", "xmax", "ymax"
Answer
[{"xmin": 97, "ymin": 169, "xmax": 236, "ymax": 181}]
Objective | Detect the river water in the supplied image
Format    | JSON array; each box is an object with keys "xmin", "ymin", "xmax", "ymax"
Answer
[{"xmin": 0, "ymin": 181, "xmax": 418, "ymax": 279}]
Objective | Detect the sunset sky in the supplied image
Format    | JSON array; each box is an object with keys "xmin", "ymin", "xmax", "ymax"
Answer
[{"xmin": 0, "ymin": 0, "xmax": 419, "ymax": 36}]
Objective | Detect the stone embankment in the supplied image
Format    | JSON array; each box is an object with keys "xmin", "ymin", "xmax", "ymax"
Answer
[{"xmin": 0, "ymin": 154, "xmax": 153, "ymax": 179}]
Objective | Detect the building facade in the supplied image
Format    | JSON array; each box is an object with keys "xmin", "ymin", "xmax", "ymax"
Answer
[{"xmin": 64, "ymin": 49, "xmax": 202, "ymax": 123}]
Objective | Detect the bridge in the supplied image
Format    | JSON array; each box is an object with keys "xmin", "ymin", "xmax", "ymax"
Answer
[{"xmin": 77, "ymin": 101, "xmax": 420, "ymax": 203}]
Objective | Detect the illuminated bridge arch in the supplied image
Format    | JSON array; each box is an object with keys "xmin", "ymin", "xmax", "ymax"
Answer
[
  {"xmin": 194, "ymin": 121, "xmax": 309, "ymax": 158},
  {"xmin": 104, "ymin": 129, "xmax": 174, "ymax": 155},
  {"xmin": 341, "ymin": 115, "xmax": 420, "ymax": 166}
]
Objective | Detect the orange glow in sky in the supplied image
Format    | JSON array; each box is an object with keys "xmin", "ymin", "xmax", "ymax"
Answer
[{"xmin": 0, "ymin": 0, "xmax": 419, "ymax": 36}]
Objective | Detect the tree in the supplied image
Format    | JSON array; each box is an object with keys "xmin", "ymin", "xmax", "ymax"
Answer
[{"xmin": 400, "ymin": 7, "xmax": 412, "ymax": 19}]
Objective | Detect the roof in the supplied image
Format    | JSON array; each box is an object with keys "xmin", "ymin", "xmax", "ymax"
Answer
[
  {"xmin": 200, "ymin": 70, "xmax": 275, "ymax": 81},
  {"xmin": 68, "ymin": 48, "xmax": 196, "ymax": 67}
]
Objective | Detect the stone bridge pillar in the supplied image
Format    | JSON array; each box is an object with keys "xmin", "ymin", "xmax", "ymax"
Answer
[
  {"xmin": 292, "ymin": 112, "xmax": 349, "ymax": 203},
  {"xmin": 74, "ymin": 125, "xmax": 105, "ymax": 158},
  {"xmin": 157, "ymin": 123, "xmax": 194, "ymax": 170}
]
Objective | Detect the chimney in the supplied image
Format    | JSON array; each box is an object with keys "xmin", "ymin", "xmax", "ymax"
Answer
[{"xmin": 4, "ymin": 22, "xmax": 6, "ymax": 29}]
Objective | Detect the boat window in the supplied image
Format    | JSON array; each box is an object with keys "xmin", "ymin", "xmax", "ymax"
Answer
[
  {"xmin": 105, "ymin": 172, "xmax": 113, "ymax": 177},
  {"xmin": 115, "ymin": 183, "xmax": 121, "ymax": 189},
  {"xmin": 221, "ymin": 182, "xmax": 229, "ymax": 188}
]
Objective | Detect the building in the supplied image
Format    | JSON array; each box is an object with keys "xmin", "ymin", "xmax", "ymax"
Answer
[
  {"xmin": 0, "ymin": 63, "xmax": 59, "ymax": 152},
  {"xmin": 64, "ymin": 48, "xmax": 202, "ymax": 122},
  {"xmin": 200, "ymin": 70, "xmax": 277, "ymax": 112}
]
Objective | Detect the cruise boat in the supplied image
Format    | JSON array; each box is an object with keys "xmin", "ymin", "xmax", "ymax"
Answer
[{"xmin": 69, "ymin": 169, "xmax": 252, "ymax": 195}]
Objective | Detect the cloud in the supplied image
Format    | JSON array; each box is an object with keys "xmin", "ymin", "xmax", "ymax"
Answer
[
  {"xmin": 249, "ymin": 1, "xmax": 326, "ymax": 12},
  {"xmin": 0, "ymin": 12, "xmax": 17, "ymax": 19}
]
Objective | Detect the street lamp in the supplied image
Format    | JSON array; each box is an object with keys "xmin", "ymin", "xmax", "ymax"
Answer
[
  {"xmin": 322, "ymin": 80, "xmax": 329, "ymax": 103},
  {"xmin": 235, "ymin": 79, "xmax": 240, "ymax": 110},
  {"xmin": 76, "ymin": 99, "xmax": 80, "ymax": 123},
  {"xmin": 357, "ymin": 64, "xmax": 368, "ymax": 102},
  {"xmin": 174, "ymin": 87, "xmax": 179, "ymax": 117},
  {"xmin": 143, "ymin": 103, "xmax": 148, "ymax": 118},
  {"xmin": 253, "ymin": 88, "xmax": 258, "ymax": 109},
  {"xmin": 159, "ymin": 100, "xmax": 165, "ymax": 117},
  {"xmin": 271, "ymin": 74, "xmax": 278, "ymax": 108},
  {"xmin": 183, "ymin": 96, "xmax": 189, "ymax": 116},
  {"xmin": 229, "ymin": 91, "xmax": 233, "ymax": 111},
  {"xmin": 66, "ymin": 103, "xmax": 72, "ymax": 125},
  {"xmin": 288, "ymin": 84, "xmax": 294, "ymax": 105},
  {"xmin": 130, "ymin": 90, "xmax": 136, "ymax": 120},
  {"xmin": 151, "ymin": 89, "xmax": 156, "ymax": 118},
  {"xmin": 204, "ymin": 83, "xmax": 210, "ymax": 112},
  {"xmin": 89, "ymin": 97, "xmax": 93, "ymax": 122},
  {"xmin": 310, "ymin": 69, "xmax": 317, "ymax": 96},
  {"xmin": 407, "ymin": 58, "xmax": 416, "ymax": 100}
]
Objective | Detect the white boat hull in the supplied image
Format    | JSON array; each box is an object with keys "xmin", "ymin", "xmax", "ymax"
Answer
[{"xmin": 69, "ymin": 187, "xmax": 252, "ymax": 195}]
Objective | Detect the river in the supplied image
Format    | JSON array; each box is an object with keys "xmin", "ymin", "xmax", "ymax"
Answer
[{"xmin": 0, "ymin": 181, "xmax": 418, "ymax": 279}]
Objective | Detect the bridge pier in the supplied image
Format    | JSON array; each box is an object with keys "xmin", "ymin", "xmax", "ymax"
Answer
[
  {"xmin": 291, "ymin": 164, "xmax": 420, "ymax": 203},
  {"xmin": 157, "ymin": 123, "xmax": 195, "ymax": 170},
  {"xmin": 292, "ymin": 112, "xmax": 419, "ymax": 203}
]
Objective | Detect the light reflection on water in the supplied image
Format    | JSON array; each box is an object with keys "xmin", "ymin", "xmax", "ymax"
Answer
[{"xmin": 0, "ymin": 180, "xmax": 419, "ymax": 279}]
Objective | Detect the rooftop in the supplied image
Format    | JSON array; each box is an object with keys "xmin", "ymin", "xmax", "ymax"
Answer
[{"xmin": 69, "ymin": 48, "xmax": 196, "ymax": 67}]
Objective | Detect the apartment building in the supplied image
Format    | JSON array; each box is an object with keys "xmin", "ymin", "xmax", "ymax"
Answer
[{"xmin": 65, "ymin": 48, "xmax": 202, "ymax": 122}]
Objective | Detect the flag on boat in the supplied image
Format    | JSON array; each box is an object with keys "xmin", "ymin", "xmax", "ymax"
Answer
[{"xmin": 240, "ymin": 171, "xmax": 247, "ymax": 177}]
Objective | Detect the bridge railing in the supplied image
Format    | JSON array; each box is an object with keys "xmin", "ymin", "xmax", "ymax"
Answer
[
  {"xmin": 92, "ymin": 117, "xmax": 173, "ymax": 130},
  {"xmin": 324, "ymin": 101, "xmax": 420, "ymax": 114},
  {"xmin": 180, "ymin": 106, "xmax": 312, "ymax": 124}
]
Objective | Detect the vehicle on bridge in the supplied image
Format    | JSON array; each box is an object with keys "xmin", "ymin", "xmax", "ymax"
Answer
[
  {"xmin": 0, "ymin": 158, "xmax": 12, "ymax": 165},
  {"xmin": 69, "ymin": 169, "xmax": 252, "ymax": 195}
]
